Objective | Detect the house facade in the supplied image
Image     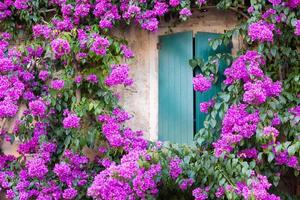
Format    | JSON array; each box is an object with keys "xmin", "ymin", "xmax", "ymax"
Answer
[
  {"xmin": 119, "ymin": 8, "xmax": 240, "ymax": 143},
  {"xmin": 1, "ymin": 8, "xmax": 239, "ymax": 155}
]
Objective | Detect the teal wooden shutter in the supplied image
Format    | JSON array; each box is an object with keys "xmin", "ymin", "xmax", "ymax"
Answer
[
  {"xmin": 194, "ymin": 32, "xmax": 232, "ymax": 133},
  {"xmin": 158, "ymin": 32, "xmax": 193, "ymax": 145}
]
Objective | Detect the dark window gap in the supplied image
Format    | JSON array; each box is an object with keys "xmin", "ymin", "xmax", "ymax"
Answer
[{"xmin": 192, "ymin": 36, "xmax": 197, "ymax": 135}]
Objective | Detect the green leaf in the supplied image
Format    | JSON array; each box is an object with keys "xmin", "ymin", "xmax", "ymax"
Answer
[
  {"xmin": 189, "ymin": 59, "xmax": 198, "ymax": 68},
  {"xmin": 267, "ymin": 153, "xmax": 275, "ymax": 163}
]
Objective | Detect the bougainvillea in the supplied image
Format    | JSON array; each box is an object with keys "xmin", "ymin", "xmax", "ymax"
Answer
[
  {"xmin": 193, "ymin": 74, "xmax": 213, "ymax": 92},
  {"xmin": 0, "ymin": 0, "xmax": 298, "ymax": 200}
]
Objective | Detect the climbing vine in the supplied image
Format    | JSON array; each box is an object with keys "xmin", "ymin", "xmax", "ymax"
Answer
[{"xmin": 0, "ymin": 0, "xmax": 299, "ymax": 200}]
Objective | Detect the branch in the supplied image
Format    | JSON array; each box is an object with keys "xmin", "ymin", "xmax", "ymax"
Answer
[
  {"xmin": 39, "ymin": 8, "xmax": 57, "ymax": 13},
  {"xmin": 200, "ymin": 6, "xmax": 249, "ymax": 20}
]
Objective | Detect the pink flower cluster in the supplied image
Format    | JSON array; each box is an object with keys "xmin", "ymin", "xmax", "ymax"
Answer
[
  {"xmin": 193, "ymin": 74, "xmax": 213, "ymax": 92},
  {"xmin": 268, "ymin": 0, "xmax": 282, "ymax": 6},
  {"xmin": 238, "ymin": 148, "xmax": 258, "ymax": 159},
  {"xmin": 169, "ymin": 156, "xmax": 183, "ymax": 179},
  {"xmin": 98, "ymin": 108, "xmax": 148, "ymax": 152},
  {"xmin": 213, "ymin": 104, "xmax": 260, "ymax": 157},
  {"xmin": 28, "ymin": 99, "xmax": 47, "ymax": 117},
  {"xmin": 33, "ymin": 25, "xmax": 52, "ymax": 39},
  {"xmin": 192, "ymin": 187, "xmax": 208, "ymax": 200},
  {"xmin": 120, "ymin": 44, "xmax": 134, "ymax": 59},
  {"xmin": 105, "ymin": 64, "xmax": 133, "ymax": 87},
  {"xmin": 287, "ymin": 0, "xmax": 300, "ymax": 8},
  {"xmin": 91, "ymin": 36, "xmax": 110, "ymax": 56},
  {"xmin": 50, "ymin": 79, "xmax": 65, "ymax": 90},
  {"xmin": 88, "ymin": 150, "xmax": 161, "ymax": 200},
  {"xmin": 0, "ymin": 33, "xmax": 46, "ymax": 119},
  {"xmin": 0, "ymin": 0, "xmax": 29, "ymax": 20},
  {"xmin": 275, "ymin": 151, "xmax": 299, "ymax": 169},
  {"xmin": 248, "ymin": 21, "xmax": 274, "ymax": 42},
  {"xmin": 224, "ymin": 51, "xmax": 265, "ymax": 85},
  {"xmin": 63, "ymin": 113, "xmax": 80, "ymax": 129},
  {"xmin": 86, "ymin": 74, "xmax": 98, "ymax": 84},
  {"xmin": 44, "ymin": 0, "xmax": 203, "ymax": 32},
  {"xmin": 53, "ymin": 150, "xmax": 89, "ymax": 197},
  {"xmin": 243, "ymin": 77, "xmax": 282, "ymax": 105},
  {"xmin": 51, "ymin": 38, "xmax": 71, "ymax": 58},
  {"xmin": 235, "ymin": 173, "xmax": 280, "ymax": 200},
  {"xmin": 224, "ymin": 51, "xmax": 282, "ymax": 105},
  {"xmin": 200, "ymin": 99, "xmax": 215, "ymax": 113},
  {"xmin": 295, "ymin": 20, "xmax": 300, "ymax": 36}
]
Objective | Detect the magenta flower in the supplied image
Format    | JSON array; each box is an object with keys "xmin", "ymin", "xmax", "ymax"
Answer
[
  {"xmin": 263, "ymin": 126, "xmax": 279, "ymax": 137},
  {"xmin": 169, "ymin": 0, "xmax": 180, "ymax": 7},
  {"xmin": 268, "ymin": 0, "xmax": 282, "ymax": 5},
  {"xmin": 62, "ymin": 188, "xmax": 78, "ymax": 200},
  {"xmin": 74, "ymin": 75, "xmax": 82, "ymax": 84},
  {"xmin": 295, "ymin": 20, "xmax": 300, "ymax": 36},
  {"xmin": 50, "ymin": 79, "xmax": 65, "ymax": 90},
  {"xmin": 248, "ymin": 21, "xmax": 274, "ymax": 42},
  {"xmin": 287, "ymin": 0, "xmax": 300, "ymax": 8},
  {"xmin": 169, "ymin": 156, "xmax": 182, "ymax": 179},
  {"xmin": 32, "ymin": 25, "xmax": 51, "ymax": 38},
  {"xmin": 179, "ymin": 178, "xmax": 194, "ymax": 190},
  {"xmin": 179, "ymin": 8, "xmax": 192, "ymax": 17},
  {"xmin": 213, "ymin": 104, "xmax": 260, "ymax": 157},
  {"xmin": 91, "ymin": 36, "xmax": 110, "ymax": 55},
  {"xmin": 51, "ymin": 38, "xmax": 71, "ymax": 58},
  {"xmin": 0, "ymin": 58, "xmax": 14, "ymax": 72},
  {"xmin": 29, "ymin": 100, "xmax": 47, "ymax": 117},
  {"xmin": 38, "ymin": 70, "xmax": 49, "ymax": 81},
  {"xmin": 26, "ymin": 157, "xmax": 48, "ymax": 179},
  {"xmin": 86, "ymin": 74, "xmax": 98, "ymax": 84},
  {"xmin": 192, "ymin": 188, "xmax": 208, "ymax": 200},
  {"xmin": 237, "ymin": 148, "xmax": 258, "ymax": 159},
  {"xmin": 120, "ymin": 44, "xmax": 134, "ymax": 58},
  {"xmin": 63, "ymin": 114, "xmax": 80, "ymax": 129},
  {"xmin": 200, "ymin": 100, "xmax": 215, "ymax": 113},
  {"xmin": 224, "ymin": 51, "xmax": 265, "ymax": 84},
  {"xmin": 193, "ymin": 74, "xmax": 212, "ymax": 92},
  {"xmin": 0, "ymin": 100, "xmax": 18, "ymax": 118},
  {"xmin": 197, "ymin": 0, "xmax": 207, "ymax": 6},
  {"xmin": 14, "ymin": 0, "xmax": 28, "ymax": 10},
  {"xmin": 105, "ymin": 64, "xmax": 133, "ymax": 87}
]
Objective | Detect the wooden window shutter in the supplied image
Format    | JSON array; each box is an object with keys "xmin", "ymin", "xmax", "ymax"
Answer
[
  {"xmin": 194, "ymin": 32, "xmax": 232, "ymax": 133},
  {"xmin": 158, "ymin": 32, "xmax": 194, "ymax": 145}
]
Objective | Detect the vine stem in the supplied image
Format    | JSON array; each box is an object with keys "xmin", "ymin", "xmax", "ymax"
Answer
[
  {"xmin": 216, "ymin": 164, "xmax": 236, "ymax": 188},
  {"xmin": 39, "ymin": 8, "xmax": 56, "ymax": 13},
  {"xmin": 1, "ymin": 118, "xmax": 7, "ymax": 131},
  {"xmin": 200, "ymin": 6, "xmax": 250, "ymax": 20}
]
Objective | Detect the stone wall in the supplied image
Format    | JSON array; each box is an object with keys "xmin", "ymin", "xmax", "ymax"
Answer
[{"xmin": 118, "ymin": 8, "xmax": 240, "ymax": 141}]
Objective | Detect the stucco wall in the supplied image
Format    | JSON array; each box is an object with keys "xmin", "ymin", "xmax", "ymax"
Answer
[{"xmin": 118, "ymin": 8, "xmax": 240, "ymax": 141}]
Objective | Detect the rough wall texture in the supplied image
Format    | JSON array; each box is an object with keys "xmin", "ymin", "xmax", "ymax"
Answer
[{"xmin": 118, "ymin": 8, "xmax": 240, "ymax": 141}]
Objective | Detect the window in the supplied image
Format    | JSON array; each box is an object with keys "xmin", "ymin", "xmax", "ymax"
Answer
[{"xmin": 158, "ymin": 31, "xmax": 231, "ymax": 144}]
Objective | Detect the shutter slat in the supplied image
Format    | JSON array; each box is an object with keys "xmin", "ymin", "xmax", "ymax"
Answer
[{"xmin": 158, "ymin": 32, "xmax": 193, "ymax": 144}]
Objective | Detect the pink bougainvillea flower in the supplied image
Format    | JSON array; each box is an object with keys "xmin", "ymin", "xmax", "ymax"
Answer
[
  {"xmin": 50, "ymin": 79, "xmax": 65, "ymax": 90},
  {"xmin": 63, "ymin": 114, "xmax": 80, "ymax": 129},
  {"xmin": 199, "ymin": 99, "xmax": 215, "ymax": 113},
  {"xmin": 248, "ymin": 21, "xmax": 274, "ymax": 42},
  {"xmin": 105, "ymin": 64, "xmax": 133, "ymax": 87},
  {"xmin": 295, "ymin": 20, "xmax": 300, "ymax": 36},
  {"xmin": 51, "ymin": 38, "xmax": 71, "ymax": 58},
  {"xmin": 193, "ymin": 74, "xmax": 212, "ymax": 92}
]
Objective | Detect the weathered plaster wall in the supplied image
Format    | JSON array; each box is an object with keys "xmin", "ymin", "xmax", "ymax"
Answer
[{"xmin": 119, "ymin": 8, "xmax": 240, "ymax": 141}]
